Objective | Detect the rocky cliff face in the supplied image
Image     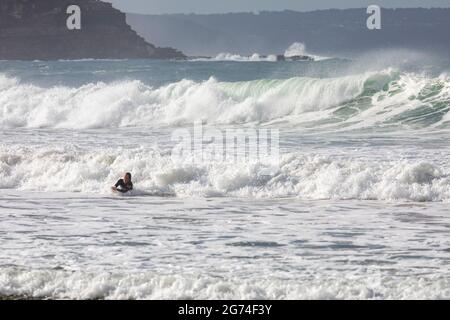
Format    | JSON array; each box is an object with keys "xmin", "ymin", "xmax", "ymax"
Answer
[{"xmin": 0, "ymin": 0, "xmax": 185, "ymax": 60}]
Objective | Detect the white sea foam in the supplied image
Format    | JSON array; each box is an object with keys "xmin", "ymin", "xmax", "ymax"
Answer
[
  {"xmin": 1, "ymin": 70, "xmax": 450, "ymax": 130},
  {"xmin": 195, "ymin": 53, "xmax": 278, "ymax": 62},
  {"xmin": 2, "ymin": 59, "xmax": 450, "ymax": 302},
  {"xmin": 0, "ymin": 268, "xmax": 448, "ymax": 300},
  {"xmin": 0, "ymin": 70, "xmax": 398, "ymax": 129},
  {"xmin": 1, "ymin": 145, "xmax": 449, "ymax": 201}
]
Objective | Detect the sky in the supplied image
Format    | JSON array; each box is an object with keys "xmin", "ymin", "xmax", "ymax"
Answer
[{"xmin": 105, "ymin": 0, "xmax": 450, "ymax": 14}]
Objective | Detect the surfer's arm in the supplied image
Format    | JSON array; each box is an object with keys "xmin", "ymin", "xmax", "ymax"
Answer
[{"xmin": 111, "ymin": 179, "xmax": 122, "ymax": 192}]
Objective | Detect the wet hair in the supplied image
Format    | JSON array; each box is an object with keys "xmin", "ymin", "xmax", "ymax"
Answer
[{"xmin": 125, "ymin": 172, "xmax": 132, "ymax": 180}]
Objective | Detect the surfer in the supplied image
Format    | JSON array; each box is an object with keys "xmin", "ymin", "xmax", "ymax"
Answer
[{"xmin": 111, "ymin": 172, "xmax": 133, "ymax": 193}]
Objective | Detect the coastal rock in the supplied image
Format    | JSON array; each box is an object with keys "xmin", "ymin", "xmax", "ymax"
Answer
[
  {"xmin": 0, "ymin": 0, "xmax": 185, "ymax": 60},
  {"xmin": 276, "ymin": 54, "xmax": 314, "ymax": 61}
]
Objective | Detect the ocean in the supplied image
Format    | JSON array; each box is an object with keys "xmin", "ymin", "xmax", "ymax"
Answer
[{"xmin": 1, "ymin": 53, "xmax": 450, "ymax": 299}]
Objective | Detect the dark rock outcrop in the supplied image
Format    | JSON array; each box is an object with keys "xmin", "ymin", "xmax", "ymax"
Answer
[
  {"xmin": 276, "ymin": 54, "xmax": 313, "ymax": 62},
  {"xmin": 0, "ymin": 0, "xmax": 185, "ymax": 60}
]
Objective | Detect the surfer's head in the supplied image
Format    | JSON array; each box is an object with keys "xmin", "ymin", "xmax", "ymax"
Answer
[{"xmin": 124, "ymin": 172, "xmax": 132, "ymax": 183}]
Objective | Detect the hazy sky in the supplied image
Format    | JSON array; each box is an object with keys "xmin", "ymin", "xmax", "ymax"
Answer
[{"xmin": 105, "ymin": 0, "xmax": 450, "ymax": 14}]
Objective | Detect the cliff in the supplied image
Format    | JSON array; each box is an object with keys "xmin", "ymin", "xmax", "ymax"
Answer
[{"xmin": 0, "ymin": 0, "xmax": 185, "ymax": 60}]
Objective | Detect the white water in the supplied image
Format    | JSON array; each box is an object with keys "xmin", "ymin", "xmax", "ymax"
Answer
[
  {"xmin": 195, "ymin": 53, "xmax": 278, "ymax": 62},
  {"xmin": 0, "ymin": 72, "xmax": 369, "ymax": 128},
  {"xmin": 2, "ymin": 268, "xmax": 449, "ymax": 300},
  {"xmin": 1, "ymin": 192, "xmax": 450, "ymax": 300},
  {"xmin": 193, "ymin": 42, "xmax": 329, "ymax": 62},
  {"xmin": 284, "ymin": 42, "xmax": 330, "ymax": 61},
  {"xmin": 1, "ymin": 59, "xmax": 450, "ymax": 300},
  {"xmin": 2, "ymin": 70, "xmax": 449, "ymax": 129},
  {"xmin": 1, "ymin": 144, "xmax": 449, "ymax": 201}
]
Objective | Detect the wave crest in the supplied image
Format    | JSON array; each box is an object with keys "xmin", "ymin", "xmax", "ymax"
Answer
[{"xmin": 1, "ymin": 70, "xmax": 449, "ymax": 130}]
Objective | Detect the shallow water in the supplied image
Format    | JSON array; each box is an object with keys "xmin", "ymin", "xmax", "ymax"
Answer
[{"xmin": 1, "ymin": 191, "xmax": 450, "ymax": 299}]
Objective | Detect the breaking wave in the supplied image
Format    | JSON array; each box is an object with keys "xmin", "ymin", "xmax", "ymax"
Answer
[
  {"xmin": 1, "ymin": 145, "xmax": 449, "ymax": 201},
  {"xmin": 192, "ymin": 42, "xmax": 329, "ymax": 62},
  {"xmin": 1, "ymin": 268, "xmax": 448, "ymax": 299},
  {"xmin": 284, "ymin": 42, "xmax": 329, "ymax": 61},
  {"xmin": 193, "ymin": 52, "xmax": 278, "ymax": 62},
  {"xmin": 1, "ymin": 70, "xmax": 449, "ymax": 130}
]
